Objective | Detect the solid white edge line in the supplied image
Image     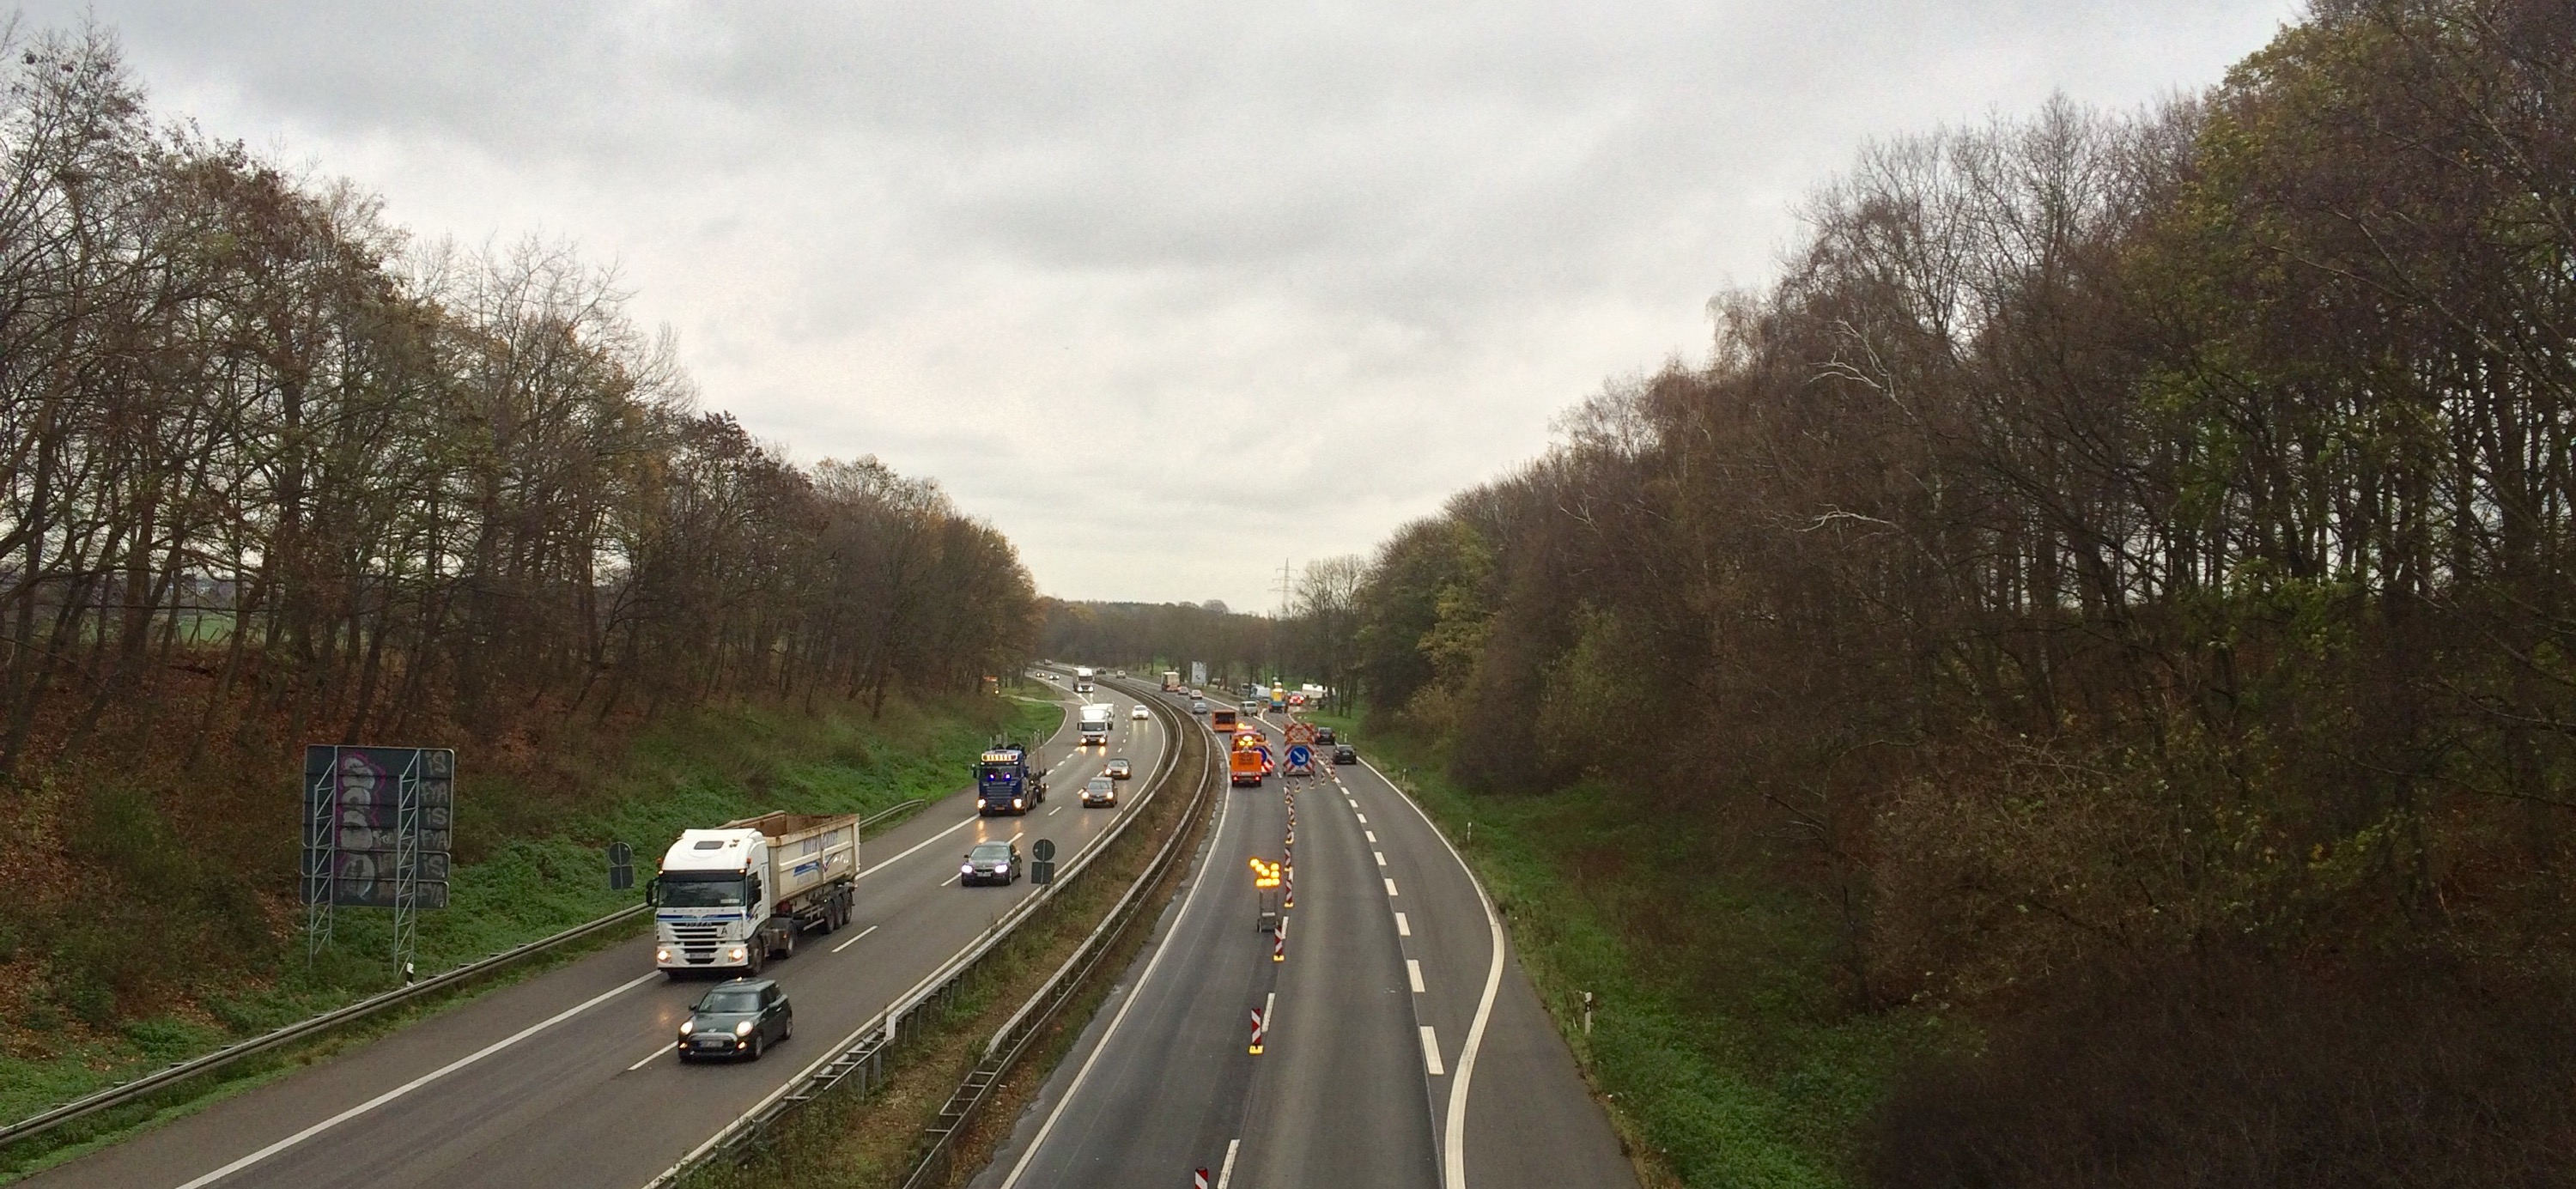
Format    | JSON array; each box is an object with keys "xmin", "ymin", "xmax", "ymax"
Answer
[
  {"xmin": 1358, "ymin": 753, "xmax": 1507, "ymax": 1189},
  {"xmin": 626, "ymin": 1045, "xmax": 668, "ymax": 1071},
  {"xmin": 1217, "ymin": 1137, "xmax": 1241, "ymax": 1189},
  {"xmin": 1409, "ymin": 958, "xmax": 1426, "ymax": 993},
  {"xmin": 1420, "ymin": 1025, "xmax": 1446, "ymax": 1077},
  {"xmin": 857, "ymin": 811, "xmax": 981, "ymax": 881},
  {"xmin": 998, "ymin": 759, "xmax": 1235, "ymax": 1189},
  {"xmin": 178, "ymin": 972, "xmax": 660, "ymax": 1189},
  {"xmin": 830, "ymin": 923, "xmax": 879, "ymax": 955}
]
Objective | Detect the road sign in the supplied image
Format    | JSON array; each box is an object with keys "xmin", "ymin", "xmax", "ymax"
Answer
[
  {"xmin": 1283, "ymin": 743, "xmax": 1314, "ymax": 775},
  {"xmin": 1032, "ymin": 858, "xmax": 1056, "ymax": 885},
  {"xmin": 608, "ymin": 841, "xmax": 635, "ymax": 891},
  {"xmin": 1283, "ymin": 721, "xmax": 1317, "ymax": 746},
  {"xmin": 1033, "ymin": 837, "xmax": 1057, "ymax": 862},
  {"xmin": 301, "ymin": 744, "xmax": 456, "ymax": 974},
  {"xmin": 1249, "ymin": 857, "xmax": 1282, "ymax": 888}
]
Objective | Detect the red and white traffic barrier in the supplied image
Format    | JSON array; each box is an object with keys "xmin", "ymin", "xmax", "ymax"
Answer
[
  {"xmin": 1195, "ymin": 1168, "xmax": 1211, "ymax": 1189},
  {"xmin": 1273, "ymin": 915, "xmax": 1287, "ymax": 962},
  {"xmin": 1284, "ymin": 864, "xmax": 1294, "ymax": 908},
  {"xmin": 1249, "ymin": 1005, "xmax": 1267, "ymax": 1054}
]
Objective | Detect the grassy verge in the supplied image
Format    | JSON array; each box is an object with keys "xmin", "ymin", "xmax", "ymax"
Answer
[
  {"xmin": 1312, "ymin": 713, "xmax": 1934, "ymax": 1189},
  {"xmin": 0, "ymin": 689, "xmax": 1060, "ymax": 1179},
  {"xmin": 685, "ymin": 701, "xmax": 1212, "ymax": 1189}
]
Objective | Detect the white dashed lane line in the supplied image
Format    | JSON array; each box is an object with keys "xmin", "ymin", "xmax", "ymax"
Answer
[
  {"xmin": 1419, "ymin": 1026, "xmax": 1446, "ymax": 1077},
  {"xmin": 1395, "ymin": 912, "xmax": 1410, "ymax": 937},
  {"xmin": 1408, "ymin": 958, "xmax": 1426, "ymax": 993},
  {"xmin": 1384, "ymin": 878, "xmax": 1399, "ymax": 897}
]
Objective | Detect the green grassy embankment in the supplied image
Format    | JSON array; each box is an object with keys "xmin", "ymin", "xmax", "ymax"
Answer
[
  {"xmin": 1311, "ymin": 713, "xmax": 1935, "ymax": 1189},
  {"xmin": 0, "ymin": 690, "xmax": 1060, "ymax": 1177}
]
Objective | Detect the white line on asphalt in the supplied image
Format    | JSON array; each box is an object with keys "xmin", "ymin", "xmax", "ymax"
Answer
[
  {"xmin": 626, "ymin": 1044, "xmax": 668, "ymax": 1071},
  {"xmin": 178, "ymin": 971, "xmax": 661, "ymax": 1189},
  {"xmin": 857, "ymin": 812, "xmax": 981, "ymax": 880},
  {"xmin": 1375, "ymin": 851, "xmax": 1388, "ymax": 867},
  {"xmin": 1357, "ymin": 753, "xmax": 1508, "ymax": 1189},
  {"xmin": 1395, "ymin": 912, "xmax": 1411, "ymax": 937},
  {"xmin": 1408, "ymin": 958, "xmax": 1426, "ymax": 993},
  {"xmin": 1366, "ymin": 830, "xmax": 1376, "ymax": 842},
  {"xmin": 1048, "ymin": 804, "xmax": 1061, "ymax": 815},
  {"xmin": 940, "ymin": 872, "xmax": 960, "ymax": 887},
  {"xmin": 1217, "ymin": 1138, "xmax": 1241, "ymax": 1189},
  {"xmin": 1357, "ymin": 813, "xmax": 1367, "ymax": 823},
  {"xmin": 1420, "ymin": 1026, "xmax": 1446, "ymax": 1076},
  {"xmin": 998, "ymin": 766, "xmax": 1239, "ymax": 1189},
  {"xmin": 1385, "ymin": 877, "xmax": 1399, "ymax": 896},
  {"xmin": 831, "ymin": 923, "xmax": 880, "ymax": 955}
]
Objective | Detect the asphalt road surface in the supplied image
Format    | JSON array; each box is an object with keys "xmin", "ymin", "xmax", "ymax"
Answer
[
  {"xmin": 975, "ymin": 696, "xmax": 1634, "ymax": 1189},
  {"xmin": 32, "ymin": 676, "xmax": 1161, "ymax": 1189}
]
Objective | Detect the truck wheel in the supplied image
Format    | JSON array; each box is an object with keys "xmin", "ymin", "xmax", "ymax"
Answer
[{"xmin": 780, "ymin": 928, "xmax": 795, "ymax": 958}]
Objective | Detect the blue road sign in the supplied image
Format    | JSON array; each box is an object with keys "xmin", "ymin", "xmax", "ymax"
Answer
[{"xmin": 1285, "ymin": 743, "xmax": 1314, "ymax": 772}]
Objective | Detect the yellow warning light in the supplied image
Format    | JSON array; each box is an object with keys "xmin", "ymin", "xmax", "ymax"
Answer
[{"xmin": 1249, "ymin": 857, "xmax": 1283, "ymax": 889}]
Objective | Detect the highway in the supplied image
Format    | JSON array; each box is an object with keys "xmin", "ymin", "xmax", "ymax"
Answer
[
  {"xmin": 975, "ymin": 694, "xmax": 1633, "ymax": 1189},
  {"xmin": 29, "ymin": 676, "xmax": 1161, "ymax": 1189}
]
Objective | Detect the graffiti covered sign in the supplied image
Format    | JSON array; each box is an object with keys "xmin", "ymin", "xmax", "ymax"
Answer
[{"xmin": 301, "ymin": 746, "xmax": 453, "ymax": 909}]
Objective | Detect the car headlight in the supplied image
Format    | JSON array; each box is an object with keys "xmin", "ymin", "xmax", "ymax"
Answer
[
  {"xmin": 728, "ymin": 946, "xmax": 746, "ymax": 961},
  {"xmin": 679, "ymin": 1019, "xmax": 694, "ymax": 1035},
  {"xmin": 734, "ymin": 1020, "xmax": 755, "ymax": 1037},
  {"xmin": 962, "ymin": 863, "xmax": 975, "ymax": 875},
  {"xmin": 655, "ymin": 948, "xmax": 671, "ymax": 962},
  {"xmin": 1013, "ymin": 798, "xmax": 1024, "ymax": 809}
]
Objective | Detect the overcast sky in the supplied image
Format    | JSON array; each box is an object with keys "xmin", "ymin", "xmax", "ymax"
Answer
[{"xmin": 24, "ymin": 1, "xmax": 2298, "ymax": 611}]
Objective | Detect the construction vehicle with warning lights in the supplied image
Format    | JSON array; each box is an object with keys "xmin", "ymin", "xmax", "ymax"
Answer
[{"xmin": 1230, "ymin": 730, "xmax": 1273, "ymax": 786}]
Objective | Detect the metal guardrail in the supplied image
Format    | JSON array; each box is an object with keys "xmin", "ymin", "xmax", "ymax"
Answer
[
  {"xmin": 0, "ymin": 789, "xmax": 950, "ymax": 1153},
  {"xmin": 0, "ymin": 900, "xmax": 651, "ymax": 1150},
  {"xmin": 900, "ymin": 686, "xmax": 1220, "ymax": 1189},
  {"xmin": 644, "ymin": 675, "xmax": 1212, "ymax": 1188}
]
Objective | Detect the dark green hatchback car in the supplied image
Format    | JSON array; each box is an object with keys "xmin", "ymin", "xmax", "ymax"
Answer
[{"xmin": 677, "ymin": 978, "xmax": 792, "ymax": 1061}]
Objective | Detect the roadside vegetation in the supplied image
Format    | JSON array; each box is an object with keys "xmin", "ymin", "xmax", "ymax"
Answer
[
  {"xmin": 1150, "ymin": 3, "xmax": 2576, "ymax": 1184},
  {"xmin": 0, "ymin": 14, "xmax": 1047, "ymax": 1164}
]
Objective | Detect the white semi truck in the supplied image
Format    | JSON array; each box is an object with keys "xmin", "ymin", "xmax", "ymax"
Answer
[
  {"xmin": 1072, "ymin": 665, "xmax": 1095, "ymax": 693},
  {"xmin": 653, "ymin": 811, "xmax": 859, "ymax": 978},
  {"xmin": 1078, "ymin": 701, "xmax": 1114, "ymax": 746}
]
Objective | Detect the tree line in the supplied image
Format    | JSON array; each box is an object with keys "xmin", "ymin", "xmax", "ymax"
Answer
[
  {"xmin": 1346, "ymin": 0, "xmax": 2576, "ymax": 1179},
  {"xmin": 1038, "ymin": 560, "xmax": 1365, "ymax": 701},
  {"xmin": 0, "ymin": 24, "xmax": 1039, "ymax": 782}
]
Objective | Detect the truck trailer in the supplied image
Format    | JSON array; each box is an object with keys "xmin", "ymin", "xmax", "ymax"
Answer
[
  {"xmin": 653, "ymin": 811, "xmax": 859, "ymax": 978},
  {"xmin": 1162, "ymin": 670, "xmax": 1182, "ymax": 692}
]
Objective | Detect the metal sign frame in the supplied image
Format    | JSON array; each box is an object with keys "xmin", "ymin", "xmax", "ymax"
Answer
[{"xmin": 303, "ymin": 745, "xmax": 455, "ymax": 974}]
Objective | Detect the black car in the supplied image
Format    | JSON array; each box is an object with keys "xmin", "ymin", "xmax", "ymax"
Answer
[
  {"xmin": 677, "ymin": 979, "xmax": 792, "ymax": 1061},
  {"xmin": 1315, "ymin": 727, "xmax": 1337, "ymax": 745},
  {"xmin": 962, "ymin": 840, "xmax": 1021, "ymax": 885},
  {"xmin": 1333, "ymin": 745, "xmax": 1358, "ymax": 765}
]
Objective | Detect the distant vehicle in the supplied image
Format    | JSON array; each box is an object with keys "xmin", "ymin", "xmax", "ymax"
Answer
[
  {"xmin": 1333, "ymin": 745, "xmax": 1358, "ymax": 765},
  {"xmin": 1106, "ymin": 757, "xmax": 1133, "ymax": 780},
  {"xmin": 1189, "ymin": 688, "xmax": 1203, "ymax": 698},
  {"xmin": 1083, "ymin": 776, "xmax": 1118, "ymax": 807},
  {"xmin": 962, "ymin": 840, "xmax": 1021, "ymax": 885},
  {"xmin": 653, "ymin": 812, "xmax": 858, "ymax": 978},
  {"xmin": 1315, "ymin": 726, "xmax": 1336, "ymax": 745},
  {"xmin": 1131, "ymin": 704, "xmax": 1150, "ymax": 719},
  {"xmin": 1287, "ymin": 693, "xmax": 1306, "ymax": 707},
  {"xmin": 1162, "ymin": 670, "xmax": 1182, "ymax": 692},
  {"xmin": 1073, "ymin": 665, "xmax": 1095, "ymax": 694},
  {"xmin": 1079, "ymin": 702, "xmax": 1114, "ymax": 746},
  {"xmin": 1238, "ymin": 700, "xmax": 1261, "ymax": 715},
  {"xmin": 1268, "ymin": 686, "xmax": 1287, "ymax": 712},
  {"xmin": 976, "ymin": 743, "xmax": 1047, "ymax": 816},
  {"xmin": 1190, "ymin": 698, "xmax": 1209, "ymax": 714},
  {"xmin": 1210, "ymin": 707, "xmax": 1239, "ymax": 736},
  {"xmin": 677, "ymin": 979, "xmax": 792, "ymax": 1062}
]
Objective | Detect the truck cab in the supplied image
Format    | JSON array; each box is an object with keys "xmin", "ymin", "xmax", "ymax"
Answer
[
  {"xmin": 1078, "ymin": 702, "xmax": 1114, "ymax": 747},
  {"xmin": 977, "ymin": 747, "xmax": 1045, "ymax": 815}
]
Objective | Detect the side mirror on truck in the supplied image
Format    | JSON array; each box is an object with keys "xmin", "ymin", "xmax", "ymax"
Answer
[{"xmin": 644, "ymin": 877, "xmax": 659, "ymax": 907}]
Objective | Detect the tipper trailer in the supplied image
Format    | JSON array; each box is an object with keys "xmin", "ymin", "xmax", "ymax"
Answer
[{"xmin": 653, "ymin": 811, "xmax": 859, "ymax": 978}]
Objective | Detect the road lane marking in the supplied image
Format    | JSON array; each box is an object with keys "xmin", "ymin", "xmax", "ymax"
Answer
[
  {"xmin": 1264, "ymin": 991, "xmax": 1277, "ymax": 1038},
  {"xmin": 1419, "ymin": 1026, "xmax": 1446, "ymax": 1076},
  {"xmin": 830, "ymin": 923, "xmax": 879, "ymax": 954},
  {"xmin": 1356, "ymin": 753, "xmax": 1507, "ymax": 1189},
  {"xmin": 1375, "ymin": 851, "xmax": 1388, "ymax": 867},
  {"xmin": 998, "ymin": 767, "xmax": 1239, "ymax": 1189},
  {"xmin": 858, "ymin": 812, "xmax": 981, "ymax": 880},
  {"xmin": 1366, "ymin": 830, "xmax": 1376, "ymax": 842},
  {"xmin": 941, "ymin": 872, "xmax": 961, "ymax": 886},
  {"xmin": 1356, "ymin": 813, "xmax": 1367, "ymax": 823},
  {"xmin": 1408, "ymin": 959, "xmax": 1426, "ymax": 992},
  {"xmin": 1385, "ymin": 878, "xmax": 1398, "ymax": 896},
  {"xmin": 176, "ymin": 972, "xmax": 660, "ymax": 1189},
  {"xmin": 1395, "ymin": 912, "xmax": 1411, "ymax": 937},
  {"xmin": 626, "ymin": 1040, "xmax": 672, "ymax": 1071},
  {"xmin": 1048, "ymin": 804, "xmax": 1061, "ymax": 815},
  {"xmin": 1218, "ymin": 1138, "xmax": 1241, "ymax": 1189}
]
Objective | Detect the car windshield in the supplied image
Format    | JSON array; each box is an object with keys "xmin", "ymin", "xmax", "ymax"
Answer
[
  {"xmin": 697, "ymin": 989, "xmax": 760, "ymax": 1013},
  {"xmin": 970, "ymin": 844, "xmax": 1012, "ymax": 861},
  {"xmin": 659, "ymin": 876, "xmax": 748, "ymax": 908},
  {"xmin": 1089, "ymin": 778, "xmax": 1112, "ymax": 791}
]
